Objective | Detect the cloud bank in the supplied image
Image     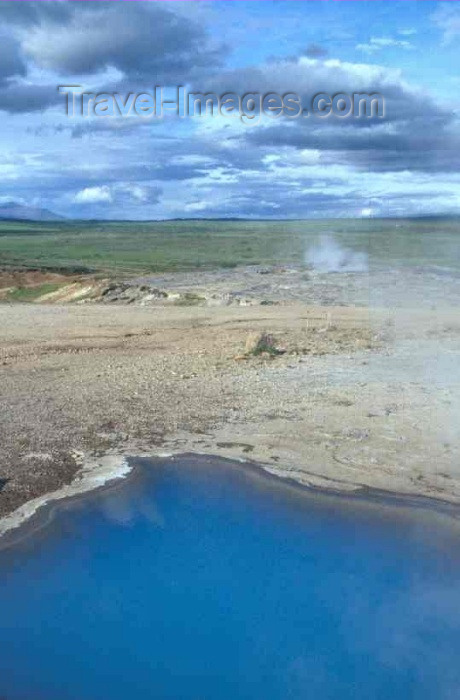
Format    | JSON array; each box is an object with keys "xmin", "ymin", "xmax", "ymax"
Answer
[{"xmin": 0, "ymin": 0, "xmax": 458, "ymax": 219}]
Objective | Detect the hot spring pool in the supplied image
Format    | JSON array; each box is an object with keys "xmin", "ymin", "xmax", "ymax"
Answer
[{"xmin": 1, "ymin": 455, "xmax": 460, "ymax": 700}]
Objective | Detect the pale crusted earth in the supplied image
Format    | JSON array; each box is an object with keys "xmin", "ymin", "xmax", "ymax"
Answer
[{"xmin": 0, "ymin": 267, "xmax": 459, "ymax": 520}]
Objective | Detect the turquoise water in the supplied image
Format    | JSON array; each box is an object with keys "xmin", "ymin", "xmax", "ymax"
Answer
[{"xmin": 1, "ymin": 456, "xmax": 460, "ymax": 700}]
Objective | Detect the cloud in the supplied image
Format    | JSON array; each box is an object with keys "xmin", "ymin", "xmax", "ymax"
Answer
[
  {"xmin": 356, "ymin": 37, "xmax": 414, "ymax": 53},
  {"xmin": 432, "ymin": 3, "xmax": 460, "ymax": 44},
  {"xmin": 0, "ymin": 1, "xmax": 227, "ymax": 113},
  {"xmin": 0, "ymin": 1, "xmax": 73, "ymax": 27},
  {"xmin": 0, "ymin": 196, "xmax": 26, "ymax": 206},
  {"xmin": 398, "ymin": 28, "xmax": 417, "ymax": 37},
  {"xmin": 0, "ymin": 82, "xmax": 60, "ymax": 113},
  {"xmin": 210, "ymin": 55, "xmax": 460, "ymax": 175},
  {"xmin": 0, "ymin": 34, "xmax": 26, "ymax": 83},
  {"xmin": 303, "ymin": 43, "xmax": 328, "ymax": 59},
  {"xmin": 73, "ymin": 183, "xmax": 161, "ymax": 206},
  {"xmin": 74, "ymin": 185, "xmax": 113, "ymax": 204},
  {"xmin": 19, "ymin": 2, "xmax": 225, "ymax": 80},
  {"xmin": 68, "ymin": 119, "xmax": 154, "ymax": 139},
  {"xmin": 0, "ymin": 2, "xmax": 457, "ymax": 218},
  {"xmin": 116, "ymin": 183, "xmax": 161, "ymax": 204},
  {"xmin": 203, "ymin": 56, "xmax": 406, "ymax": 105}
]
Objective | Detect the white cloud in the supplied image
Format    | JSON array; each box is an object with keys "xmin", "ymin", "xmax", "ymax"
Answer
[
  {"xmin": 356, "ymin": 37, "xmax": 414, "ymax": 53},
  {"xmin": 432, "ymin": 3, "xmax": 460, "ymax": 44},
  {"xmin": 299, "ymin": 149, "xmax": 321, "ymax": 165},
  {"xmin": 73, "ymin": 183, "xmax": 160, "ymax": 206},
  {"xmin": 0, "ymin": 195, "xmax": 26, "ymax": 205},
  {"xmin": 74, "ymin": 185, "xmax": 113, "ymax": 204},
  {"xmin": 184, "ymin": 200, "xmax": 209, "ymax": 212},
  {"xmin": 116, "ymin": 184, "xmax": 149, "ymax": 203}
]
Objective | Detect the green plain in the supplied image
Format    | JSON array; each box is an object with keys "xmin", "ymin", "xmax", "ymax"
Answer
[{"xmin": 0, "ymin": 218, "xmax": 458, "ymax": 275}]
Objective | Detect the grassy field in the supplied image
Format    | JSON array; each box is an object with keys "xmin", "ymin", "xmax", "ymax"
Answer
[
  {"xmin": 0, "ymin": 218, "xmax": 458, "ymax": 275},
  {"xmin": 6, "ymin": 283, "xmax": 64, "ymax": 302}
]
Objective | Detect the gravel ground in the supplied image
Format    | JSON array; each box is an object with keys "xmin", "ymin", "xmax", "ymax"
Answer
[{"xmin": 1, "ymin": 292, "xmax": 459, "ymax": 522}]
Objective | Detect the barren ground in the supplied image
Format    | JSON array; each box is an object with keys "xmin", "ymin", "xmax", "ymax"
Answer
[{"xmin": 1, "ymin": 275, "xmax": 459, "ymax": 520}]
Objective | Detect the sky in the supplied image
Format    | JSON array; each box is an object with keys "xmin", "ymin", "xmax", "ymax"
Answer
[{"xmin": 0, "ymin": 0, "xmax": 459, "ymax": 220}]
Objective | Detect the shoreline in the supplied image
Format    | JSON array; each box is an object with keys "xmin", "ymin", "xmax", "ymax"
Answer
[
  {"xmin": 1, "ymin": 287, "xmax": 459, "ymax": 525},
  {"xmin": 0, "ymin": 452, "xmax": 132, "ymax": 544},
  {"xmin": 2, "ymin": 444, "xmax": 460, "ymax": 550}
]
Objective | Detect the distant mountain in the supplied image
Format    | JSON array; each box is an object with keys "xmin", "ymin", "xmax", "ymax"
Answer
[{"xmin": 0, "ymin": 202, "xmax": 64, "ymax": 221}]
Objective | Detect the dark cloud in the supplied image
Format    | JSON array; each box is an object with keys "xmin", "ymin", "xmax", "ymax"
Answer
[
  {"xmin": 0, "ymin": 1, "xmax": 73, "ymax": 27},
  {"xmin": 0, "ymin": 1, "xmax": 227, "ymax": 113},
  {"xmin": 20, "ymin": 2, "xmax": 226, "ymax": 81},
  {"xmin": 0, "ymin": 2, "xmax": 457, "ymax": 217},
  {"xmin": 202, "ymin": 56, "xmax": 448, "ymax": 127},
  {"xmin": 303, "ymin": 43, "xmax": 328, "ymax": 59},
  {"xmin": 202, "ymin": 56, "xmax": 460, "ymax": 174},
  {"xmin": 0, "ymin": 34, "xmax": 26, "ymax": 83},
  {"xmin": 0, "ymin": 83, "xmax": 61, "ymax": 113},
  {"xmin": 247, "ymin": 113, "xmax": 460, "ymax": 174}
]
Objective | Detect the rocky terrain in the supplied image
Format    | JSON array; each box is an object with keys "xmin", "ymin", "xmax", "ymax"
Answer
[
  {"xmin": 0, "ymin": 261, "xmax": 459, "ymax": 529},
  {"xmin": 3, "ymin": 261, "xmax": 460, "ymax": 308}
]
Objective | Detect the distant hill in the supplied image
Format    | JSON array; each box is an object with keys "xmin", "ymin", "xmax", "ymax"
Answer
[{"xmin": 0, "ymin": 202, "xmax": 64, "ymax": 221}]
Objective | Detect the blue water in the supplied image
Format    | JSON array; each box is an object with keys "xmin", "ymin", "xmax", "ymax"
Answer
[{"xmin": 1, "ymin": 456, "xmax": 460, "ymax": 700}]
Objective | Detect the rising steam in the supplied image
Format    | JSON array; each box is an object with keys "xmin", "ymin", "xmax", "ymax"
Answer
[{"xmin": 305, "ymin": 234, "xmax": 368, "ymax": 273}]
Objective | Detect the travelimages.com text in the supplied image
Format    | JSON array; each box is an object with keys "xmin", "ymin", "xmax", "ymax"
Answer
[{"xmin": 59, "ymin": 86, "xmax": 385, "ymax": 124}]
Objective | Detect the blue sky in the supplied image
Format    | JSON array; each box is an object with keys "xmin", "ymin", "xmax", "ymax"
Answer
[{"xmin": 0, "ymin": 0, "xmax": 459, "ymax": 219}]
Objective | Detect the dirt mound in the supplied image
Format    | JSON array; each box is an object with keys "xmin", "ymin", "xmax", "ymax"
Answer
[
  {"xmin": 0, "ymin": 268, "xmax": 70, "ymax": 291},
  {"xmin": 0, "ymin": 267, "xmax": 101, "ymax": 303}
]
